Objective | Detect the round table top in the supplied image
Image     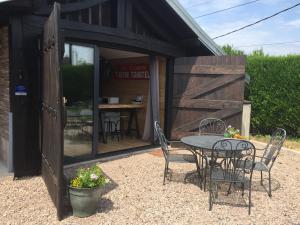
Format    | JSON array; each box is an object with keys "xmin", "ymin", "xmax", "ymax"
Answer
[{"xmin": 181, "ymin": 135, "xmax": 225, "ymax": 150}]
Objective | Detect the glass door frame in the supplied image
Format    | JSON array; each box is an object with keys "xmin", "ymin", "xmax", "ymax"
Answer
[{"xmin": 63, "ymin": 41, "xmax": 100, "ymax": 160}]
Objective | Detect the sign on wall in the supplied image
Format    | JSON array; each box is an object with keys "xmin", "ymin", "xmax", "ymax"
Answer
[{"xmin": 113, "ymin": 64, "xmax": 149, "ymax": 80}]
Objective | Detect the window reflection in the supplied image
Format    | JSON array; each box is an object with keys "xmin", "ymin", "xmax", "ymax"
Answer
[
  {"xmin": 62, "ymin": 43, "xmax": 94, "ymax": 158},
  {"xmin": 71, "ymin": 45, "xmax": 94, "ymax": 65},
  {"xmin": 63, "ymin": 43, "xmax": 70, "ymax": 64}
]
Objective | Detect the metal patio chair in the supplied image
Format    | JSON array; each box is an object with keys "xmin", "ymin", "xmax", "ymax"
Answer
[
  {"xmin": 209, "ymin": 139, "xmax": 256, "ymax": 215},
  {"xmin": 253, "ymin": 128, "xmax": 286, "ymax": 197},
  {"xmin": 199, "ymin": 118, "xmax": 226, "ymax": 136},
  {"xmin": 154, "ymin": 121, "xmax": 202, "ymax": 187},
  {"xmin": 198, "ymin": 118, "xmax": 226, "ymax": 191}
]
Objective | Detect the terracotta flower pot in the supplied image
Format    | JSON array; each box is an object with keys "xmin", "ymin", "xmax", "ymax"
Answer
[{"xmin": 69, "ymin": 186, "xmax": 102, "ymax": 217}]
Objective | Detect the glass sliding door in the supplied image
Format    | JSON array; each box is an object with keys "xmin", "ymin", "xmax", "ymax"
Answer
[{"xmin": 62, "ymin": 43, "xmax": 98, "ymax": 159}]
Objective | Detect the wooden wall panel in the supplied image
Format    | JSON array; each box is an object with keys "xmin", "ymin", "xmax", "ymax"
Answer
[
  {"xmin": 0, "ymin": 26, "xmax": 10, "ymax": 164},
  {"xmin": 171, "ymin": 56, "xmax": 246, "ymax": 139}
]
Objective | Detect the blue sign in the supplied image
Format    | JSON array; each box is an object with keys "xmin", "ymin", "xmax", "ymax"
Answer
[{"xmin": 15, "ymin": 85, "xmax": 27, "ymax": 96}]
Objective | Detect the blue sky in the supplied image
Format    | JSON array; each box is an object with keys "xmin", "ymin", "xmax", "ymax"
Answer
[{"xmin": 178, "ymin": 0, "xmax": 300, "ymax": 55}]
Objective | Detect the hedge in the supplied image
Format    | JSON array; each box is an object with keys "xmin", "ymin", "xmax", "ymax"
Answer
[
  {"xmin": 247, "ymin": 55, "xmax": 300, "ymax": 136},
  {"xmin": 62, "ymin": 64, "xmax": 94, "ymax": 105}
]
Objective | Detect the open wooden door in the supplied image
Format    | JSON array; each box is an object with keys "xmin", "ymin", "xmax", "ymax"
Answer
[
  {"xmin": 171, "ymin": 56, "xmax": 246, "ymax": 139},
  {"xmin": 41, "ymin": 3, "xmax": 64, "ymax": 220}
]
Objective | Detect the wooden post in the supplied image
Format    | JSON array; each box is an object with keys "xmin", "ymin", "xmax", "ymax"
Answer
[
  {"xmin": 242, "ymin": 101, "xmax": 251, "ymax": 139},
  {"xmin": 164, "ymin": 58, "xmax": 174, "ymax": 140},
  {"xmin": 92, "ymin": 46, "xmax": 100, "ymax": 156},
  {"xmin": 9, "ymin": 17, "xmax": 26, "ymax": 177}
]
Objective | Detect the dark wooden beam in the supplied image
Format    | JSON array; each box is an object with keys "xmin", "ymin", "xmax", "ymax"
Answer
[
  {"xmin": 22, "ymin": 15, "xmax": 186, "ymax": 56},
  {"xmin": 140, "ymin": 0, "xmax": 191, "ymax": 40},
  {"xmin": 181, "ymin": 38, "xmax": 201, "ymax": 48},
  {"xmin": 180, "ymin": 38, "xmax": 213, "ymax": 56},
  {"xmin": 117, "ymin": 0, "xmax": 126, "ymax": 29},
  {"xmin": 164, "ymin": 58, "xmax": 175, "ymax": 139},
  {"xmin": 0, "ymin": 0, "xmax": 32, "ymax": 9},
  {"xmin": 125, "ymin": 0, "xmax": 133, "ymax": 30},
  {"xmin": 60, "ymin": 19, "xmax": 186, "ymax": 56},
  {"xmin": 132, "ymin": 0, "xmax": 176, "ymax": 43},
  {"xmin": 35, "ymin": 0, "xmax": 110, "ymax": 15}
]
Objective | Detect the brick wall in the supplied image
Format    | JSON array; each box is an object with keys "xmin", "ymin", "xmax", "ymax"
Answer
[{"xmin": 0, "ymin": 26, "xmax": 10, "ymax": 165}]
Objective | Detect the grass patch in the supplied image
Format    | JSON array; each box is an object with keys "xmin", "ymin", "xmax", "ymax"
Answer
[{"xmin": 250, "ymin": 135, "xmax": 300, "ymax": 152}]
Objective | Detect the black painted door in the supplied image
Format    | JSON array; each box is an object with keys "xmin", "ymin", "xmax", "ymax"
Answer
[{"xmin": 41, "ymin": 2, "xmax": 64, "ymax": 220}]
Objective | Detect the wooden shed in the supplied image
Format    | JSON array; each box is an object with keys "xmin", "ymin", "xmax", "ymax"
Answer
[{"xmin": 0, "ymin": 0, "xmax": 246, "ymax": 219}]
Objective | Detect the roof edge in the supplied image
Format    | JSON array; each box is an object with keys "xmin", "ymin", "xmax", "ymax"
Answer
[{"xmin": 165, "ymin": 0, "xmax": 225, "ymax": 56}]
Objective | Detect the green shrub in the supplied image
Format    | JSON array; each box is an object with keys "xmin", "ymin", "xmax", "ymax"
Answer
[{"xmin": 247, "ymin": 55, "xmax": 300, "ymax": 136}]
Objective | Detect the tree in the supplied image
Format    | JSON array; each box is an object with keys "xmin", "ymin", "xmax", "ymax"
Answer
[
  {"xmin": 249, "ymin": 48, "xmax": 266, "ymax": 56},
  {"xmin": 222, "ymin": 44, "xmax": 245, "ymax": 55}
]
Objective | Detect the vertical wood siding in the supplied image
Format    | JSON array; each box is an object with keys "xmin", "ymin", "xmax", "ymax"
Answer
[
  {"xmin": 0, "ymin": 26, "xmax": 10, "ymax": 164},
  {"xmin": 171, "ymin": 56, "xmax": 246, "ymax": 139}
]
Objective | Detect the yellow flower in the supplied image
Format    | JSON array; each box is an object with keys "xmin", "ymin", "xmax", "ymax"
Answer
[{"xmin": 71, "ymin": 177, "xmax": 82, "ymax": 188}]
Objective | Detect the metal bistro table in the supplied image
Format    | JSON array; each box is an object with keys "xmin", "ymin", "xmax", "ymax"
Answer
[
  {"xmin": 181, "ymin": 135, "xmax": 252, "ymax": 152},
  {"xmin": 181, "ymin": 135, "xmax": 226, "ymax": 151},
  {"xmin": 181, "ymin": 135, "xmax": 247, "ymax": 190}
]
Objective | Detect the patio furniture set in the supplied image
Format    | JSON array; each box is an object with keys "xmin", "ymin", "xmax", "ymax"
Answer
[{"xmin": 154, "ymin": 119, "xmax": 286, "ymax": 215}]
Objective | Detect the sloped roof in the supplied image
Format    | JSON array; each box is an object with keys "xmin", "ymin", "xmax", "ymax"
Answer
[
  {"xmin": 165, "ymin": 0, "xmax": 225, "ymax": 56},
  {"xmin": 0, "ymin": 0, "xmax": 225, "ymax": 55}
]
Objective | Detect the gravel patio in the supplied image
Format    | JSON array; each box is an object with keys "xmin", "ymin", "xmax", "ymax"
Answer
[{"xmin": 0, "ymin": 143, "xmax": 300, "ymax": 225}]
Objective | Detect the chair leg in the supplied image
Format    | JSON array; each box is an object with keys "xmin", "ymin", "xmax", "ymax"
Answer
[
  {"xmin": 268, "ymin": 171, "xmax": 272, "ymax": 197},
  {"xmin": 201, "ymin": 155, "xmax": 204, "ymax": 173},
  {"xmin": 204, "ymin": 164, "xmax": 208, "ymax": 192},
  {"xmin": 248, "ymin": 185, "xmax": 252, "ymax": 215},
  {"xmin": 215, "ymin": 183, "xmax": 218, "ymax": 199},
  {"xmin": 260, "ymin": 171, "xmax": 263, "ymax": 185},
  {"xmin": 227, "ymin": 183, "xmax": 232, "ymax": 195},
  {"xmin": 195, "ymin": 159, "xmax": 202, "ymax": 189},
  {"xmin": 163, "ymin": 163, "xmax": 168, "ymax": 185},
  {"xmin": 241, "ymin": 183, "xmax": 245, "ymax": 196},
  {"xmin": 209, "ymin": 181, "xmax": 213, "ymax": 211}
]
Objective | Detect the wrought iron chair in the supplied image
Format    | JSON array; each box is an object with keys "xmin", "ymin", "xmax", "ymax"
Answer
[
  {"xmin": 209, "ymin": 139, "xmax": 256, "ymax": 215},
  {"xmin": 154, "ymin": 121, "xmax": 202, "ymax": 186},
  {"xmin": 254, "ymin": 128, "xmax": 286, "ymax": 197},
  {"xmin": 198, "ymin": 118, "xmax": 226, "ymax": 191},
  {"xmin": 199, "ymin": 118, "xmax": 226, "ymax": 136}
]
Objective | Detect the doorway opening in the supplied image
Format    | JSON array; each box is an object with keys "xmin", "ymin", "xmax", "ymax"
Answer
[
  {"xmin": 62, "ymin": 44, "xmax": 166, "ymax": 159},
  {"xmin": 98, "ymin": 47, "xmax": 166, "ymax": 154}
]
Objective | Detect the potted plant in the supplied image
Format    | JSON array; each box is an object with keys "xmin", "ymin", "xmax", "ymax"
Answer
[
  {"xmin": 224, "ymin": 125, "xmax": 243, "ymax": 139},
  {"xmin": 69, "ymin": 164, "xmax": 109, "ymax": 217}
]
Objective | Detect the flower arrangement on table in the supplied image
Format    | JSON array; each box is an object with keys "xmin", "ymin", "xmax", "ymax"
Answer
[
  {"xmin": 224, "ymin": 125, "xmax": 244, "ymax": 139},
  {"xmin": 70, "ymin": 164, "xmax": 109, "ymax": 189}
]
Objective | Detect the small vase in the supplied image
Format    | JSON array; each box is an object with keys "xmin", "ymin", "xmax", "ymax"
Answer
[{"xmin": 69, "ymin": 186, "xmax": 102, "ymax": 217}]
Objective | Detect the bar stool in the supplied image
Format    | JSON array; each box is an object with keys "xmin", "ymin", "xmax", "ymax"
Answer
[{"xmin": 113, "ymin": 115, "xmax": 128, "ymax": 140}]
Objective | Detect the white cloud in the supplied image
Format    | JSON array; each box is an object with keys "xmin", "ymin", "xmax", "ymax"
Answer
[
  {"xmin": 287, "ymin": 19, "xmax": 300, "ymax": 28},
  {"xmin": 179, "ymin": 0, "xmax": 300, "ymax": 55}
]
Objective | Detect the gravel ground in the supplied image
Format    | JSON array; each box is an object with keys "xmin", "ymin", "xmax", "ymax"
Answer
[{"xmin": 1, "ymin": 146, "xmax": 300, "ymax": 225}]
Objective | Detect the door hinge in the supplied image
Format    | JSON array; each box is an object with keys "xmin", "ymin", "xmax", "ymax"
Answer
[{"xmin": 42, "ymin": 102, "xmax": 57, "ymax": 118}]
